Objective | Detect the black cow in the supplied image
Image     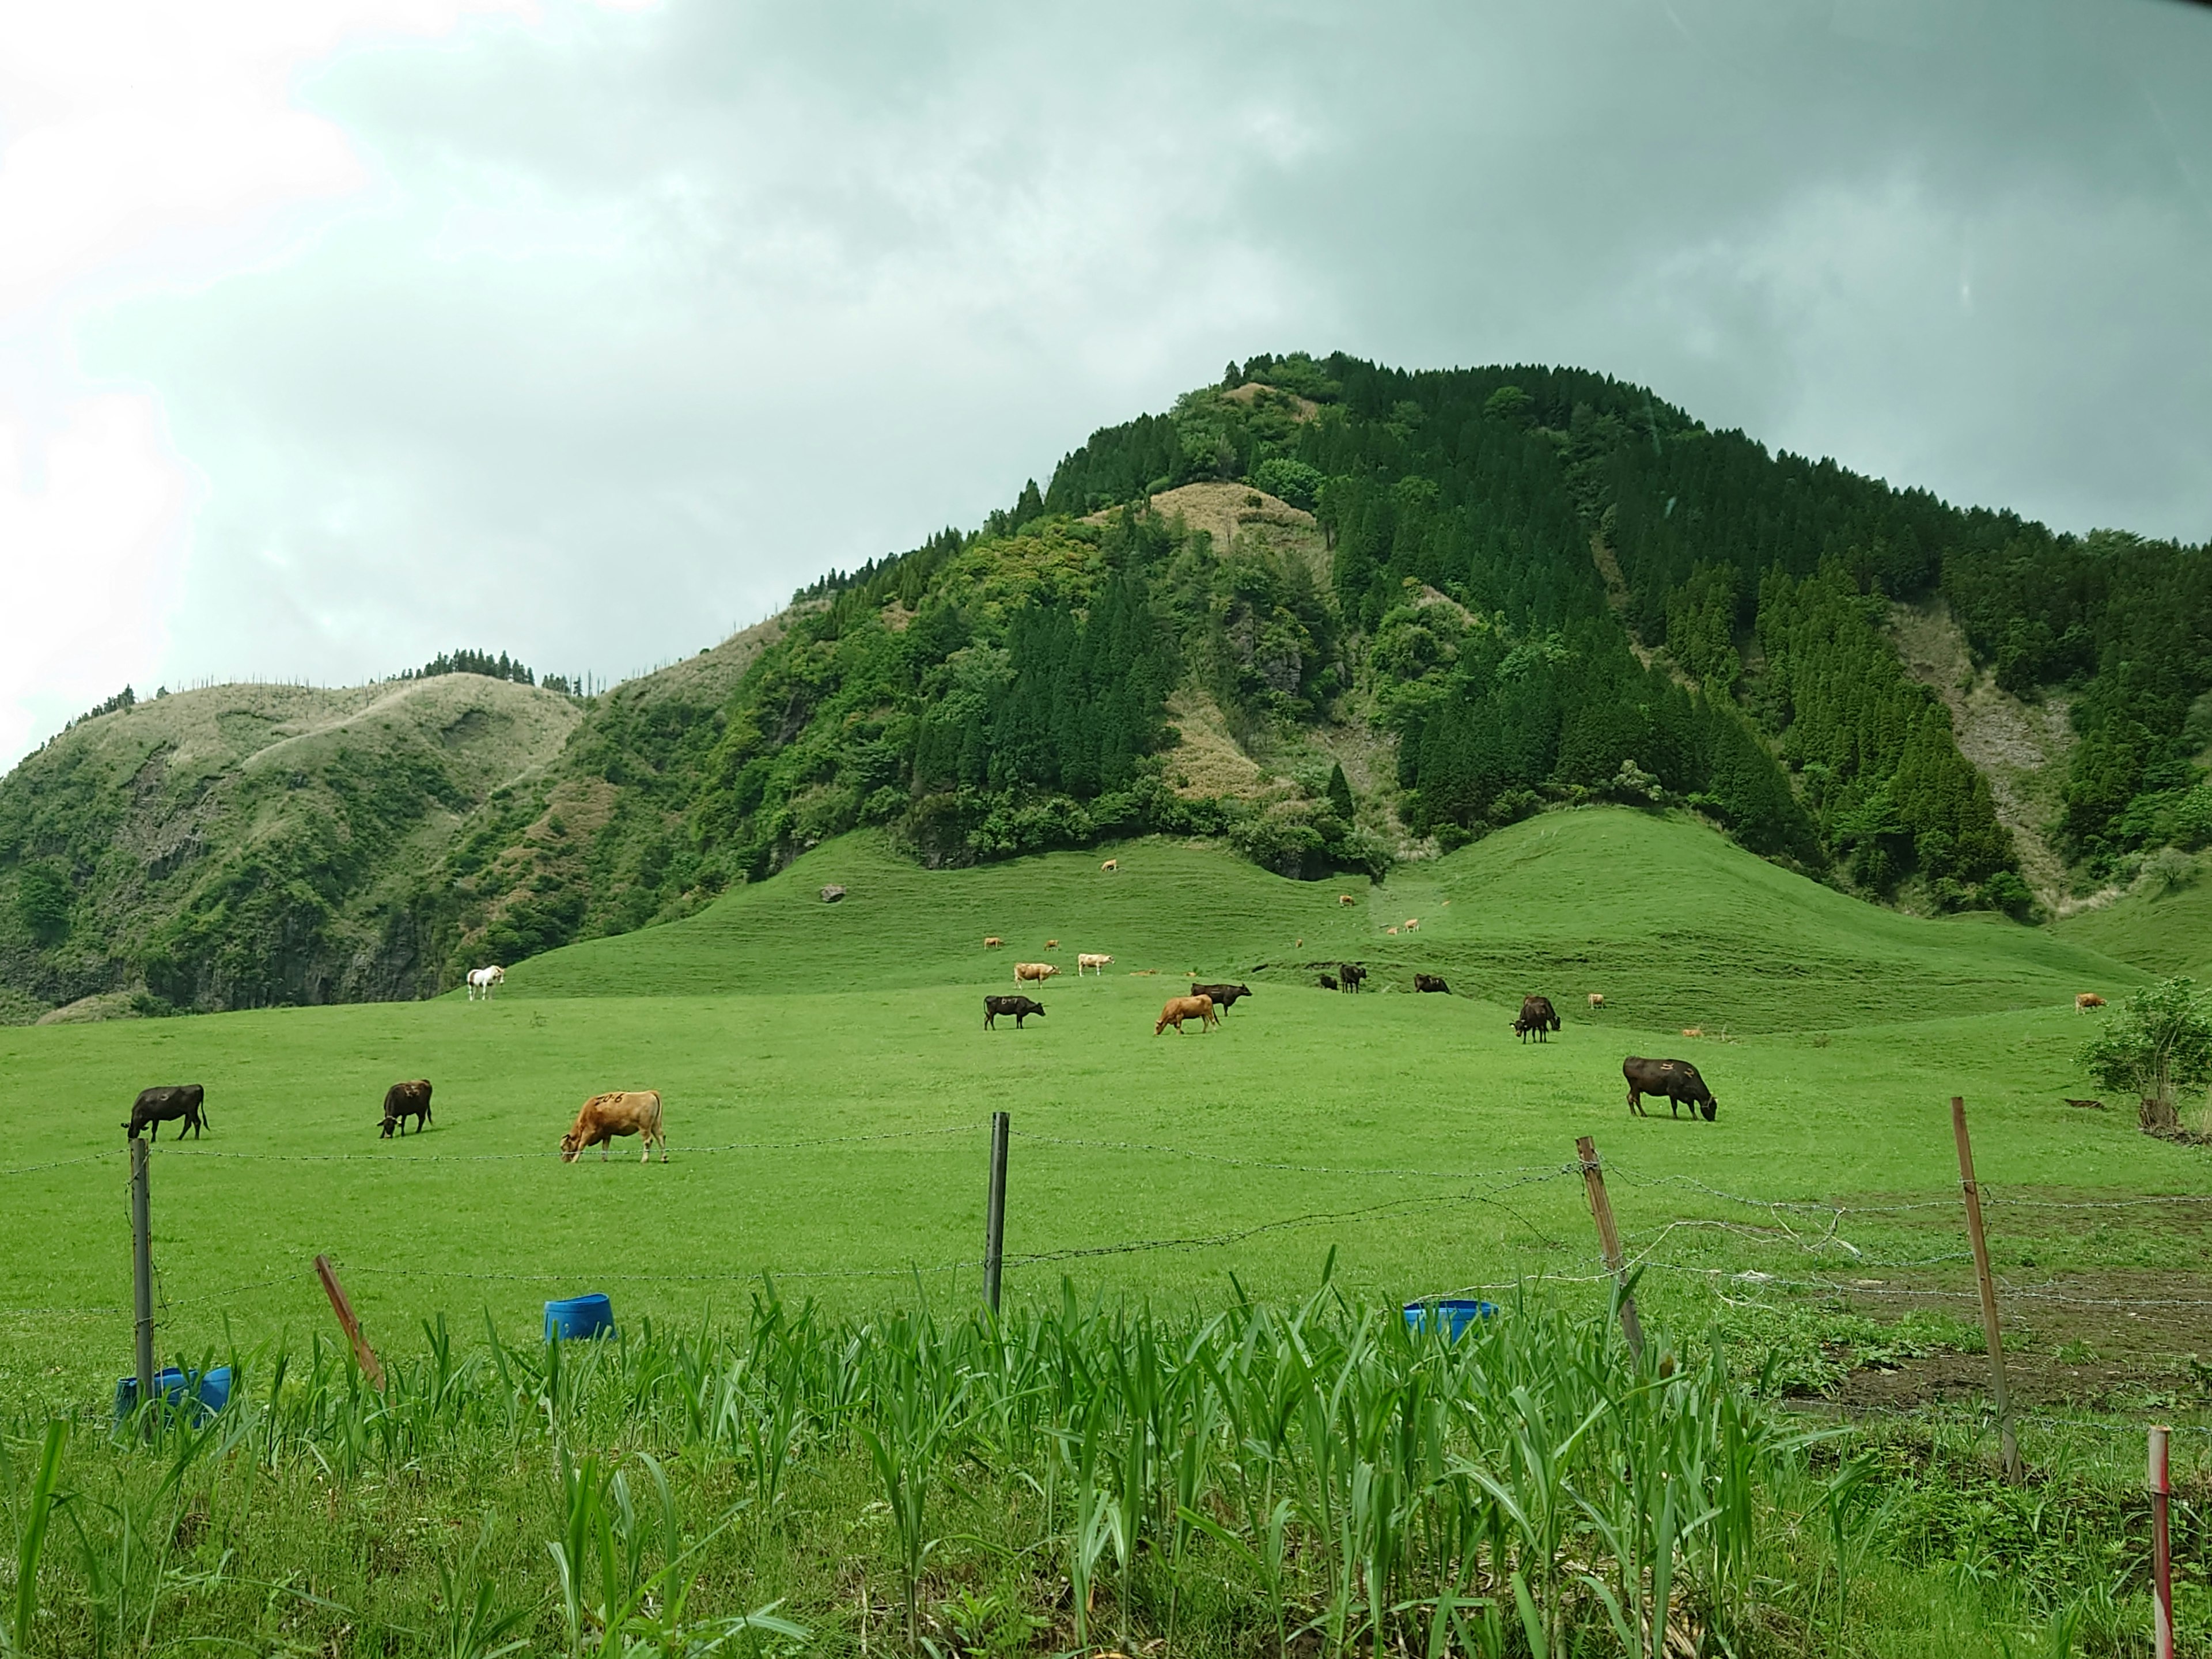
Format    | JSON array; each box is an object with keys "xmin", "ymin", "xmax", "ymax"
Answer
[
  {"xmin": 380, "ymin": 1079, "xmax": 433, "ymax": 1138},
  {"xmin": 1191, "ymin": 982, "xmax": 1252, "ymax": 1014},
  {"xmin": 1414, "ymin": 973, "xmax": 1450, "ymax": 994},
  {"xmin": 1317, "ymin": 972, "xmax": 1339, "ymax": 991},
  {"xmin": 1340, "ymin": 963, "xmax": 1368, "ymax": 994},
  {"xmin": 125, "ymin": 1085, "xmax": 207, "ymax": 1141},
  {"xmin": 1624, "ymin": 1056, "xmax": 1718, "ymax": 1121},
  {"xmin": 984, "ymin": 995, "xmax": 1046, "ymax": 1030},
  {"xmin": 1515, "ymin": 995, "xmax": 1561, "ymax": 1043}
]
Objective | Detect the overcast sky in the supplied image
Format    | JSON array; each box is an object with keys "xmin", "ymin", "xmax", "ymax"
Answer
[{"xmin": 3, "ymin": 0, "xmax": 2209, "ymax": 766}]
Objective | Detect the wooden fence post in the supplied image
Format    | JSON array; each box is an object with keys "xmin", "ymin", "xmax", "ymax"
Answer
[
  {"xmin": 1575, "ymin": 1135, "xmax": 1645, "ymax": 1361},
  {"xmin": 130, "ymin": 1136, "xmax": 154, "ymax": 1420},
  {"xmin": 2150, "ymin": 1424, "xmax": 2174, "ymax": 1659},
  {"xmin": 983, "ymin": 1112, "xmax": 1010, "ymax": 1316},
  {"xmin": 1950, "ymin": 1097, "xmax": 2022, "ymax": 1481},
  {"xmin": 314, "ymin": 1254, "xmax": 386, "ymax": 1391}
]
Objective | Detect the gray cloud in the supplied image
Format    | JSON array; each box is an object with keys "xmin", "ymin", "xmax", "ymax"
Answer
[{"xmin": 78, "ymin": 0, "xmax": 2212, "ymax": 700}]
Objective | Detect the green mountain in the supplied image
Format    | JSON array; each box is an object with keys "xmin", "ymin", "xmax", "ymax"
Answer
[{"xmin": 3, "ymin": 350, "xmax": 2206, "ymax": 1018}]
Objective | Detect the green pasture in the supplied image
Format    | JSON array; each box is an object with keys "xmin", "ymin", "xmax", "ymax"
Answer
[{"xmin": 0, "ymin": 808, "xmax": 2199, "ymax": 1413}]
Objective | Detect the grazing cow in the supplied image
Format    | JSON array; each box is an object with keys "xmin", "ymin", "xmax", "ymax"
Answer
[
  {"xmin": 1338, "ymin": 894, "xmax": 1357, "ymax": 907},
  {"xmin": 1318, "ymin": 972, "xmax": 1339, "ymax": 991},
  {"xmin": 1015, "ymin": 961, "xmax": 1060, "ymax": 986},
  {"xmin": 380, "ymin": 1080, "xmax": 433, "ymax": 1138},
  {"xmin": 2075, "ymin": 993, "xmax": 2107, "ymax": 1013},
  {"xmin": 1154, "ymin": 994, "xmax": 1217, "ymax": 1035},
  {"xmin": 1515, "ymin": 995, "xmax": 1561, "ymax": 1043},
  {"xmin": 1340, "ymin": 963, "xmax": 1368, "ymax": 994},
  {"xmin": 1191, "ymin": 982, "xmax": 1252, "ymax": 1014},
  {"xmin": 983, "ymin": 936, "xmax": 1004, "ymax": 949},
  {"xmin": 1681, "ymin": 1026, "xmax": 1704, "ymax": 1039},
  {"xmin": 1588, "ymin": 993, "xmax": 1605, "ymax": 1010},
  {"xmin": 1415, "ymin": 974, "xmax": 1450, "ymax": 994},
  {"xmin": 1100, "ymin": 859, "xmax": 1118, "ymax": 872},
  {"xmin": 467, "ymin": 965, "xmax": 505, "ymax": 1001},
  {"xmin": 1404, "ymin": 918, "xmax": 1419, "ymax": 932},
  {"xmin": 1624, "ymin": 1056, "xmax": 1718, "ymax": 1122},
  {"xmin": 1045, "ymin": 939, "xmax": 1059, "ymax": 950},
  {"xmin": 125, "ymin": 1085, "xmax": 207, "ymax": 1141},
  {"xmin": 984, "ymin": 995, "xmax": 1046, "ymax": 1030},
  {"xmin": 1386, "ymin": 926, "xmax": 1399, "ymax": 936},
  {"xmin": 559, "ymin": 1090, "xmax": 667, "ymax": 1163},
  {"xmin": 1077, "ymin": 952, "xmax": 1113, "ymax": 976}
]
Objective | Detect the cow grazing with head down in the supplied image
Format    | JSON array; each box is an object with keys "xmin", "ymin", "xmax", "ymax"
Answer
[
  {"xmin": 380, "ymin": 1080, "xmax": 433, "ymax": 1138},
  {"xmin": 1339, "ymin": 963, "xmax": 1368, "ymax": 994},
  {"xmin": 1624, "ymin": 1056, "xmax": 1717, "ymax": 1121},
  {"xmin": 1015, "ymin": 961, "xmax": 1059, "ymax": 987},
  {"xmin": 2075, "ymin": 993, "xmax": 2107, "ymax": 1013},
  {"xmin": 560, "ymin": 1091, "xmax": 666, "ymax": 1163},
  {"xmin": 984, "ymin": 995, "xmax": 1046, "ymax": 1030},
  {"xmin": 1338, "ymin": 893, "xmax": 1357, "ymax": 907},
  {"xmin": 1414, "ymin": 974, "xmax": 1450, "ymax": 994},
  {"xmin": 1154, "ymin": 994, "xmax": 1217, "ymax": 1035},
  {"xmin": 1100, "ymin": 859, "xmax": 1118, "ymax": 872},
  {"xmin": 1317, "ymin": 972, "xmax": 1339, "ymax": 991},
  {"xmin": 467, "ymin": 965, "xmax": 505, "ymax": 1000},
  {"xmin": 1588, "ymin": 993, "xmax": 1605, "ymax": 1010},
  {"xmin": 1191, "ymin": 982, "xmax": 1252, "ymax": 1014},
  {"xmin": 126, "ymin": 1085, "xmax": 207, "ymax": 1141},
  {"xmin": 1515, "ymin": 995, "xmax": 1561, "ymax": 1043}
]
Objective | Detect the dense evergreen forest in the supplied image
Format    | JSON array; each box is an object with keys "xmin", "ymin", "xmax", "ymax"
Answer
[{"xmin": 2, "ymin": 350, "xmax": 2206, "ymax": 1011}]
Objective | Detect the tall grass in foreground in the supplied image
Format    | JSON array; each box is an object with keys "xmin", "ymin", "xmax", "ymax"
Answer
[{"xmin": 0, "ymin": 1286, "xmax": 2166, "ymax": 1656}]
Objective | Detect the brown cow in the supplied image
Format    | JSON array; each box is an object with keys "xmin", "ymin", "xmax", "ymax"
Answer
[
  {"xmin": 983, "ymin": 936, "xmax": 1004, "ymax": 948},
  {"xmin": 1154, "ymin": 994, "xmax": 1217, "ymax": 1035},
  {"xmin": 1587, "ymin": 993, "xmax": 1605, "ymax": 1010},
  {"xmin": 1100, "ymin": 859, "xmax": 1118, "ymax": 872},
  {"xmin": 560, "ymin": 1091, "xmax": 667, "ymax": 1164},
  {"xmin": 1077, "ymin": 952, "xmax": 1113, "ymax": 975},
  {"xmin": 1338, "ymin": 894, "xmax": 1357, "ymax": 907},
  {"xmin": 380, "ymin": 1079, "xmax": 433, "ymax": 1138},
  {"xmin": 2075, "ymin": 993, "xmax": 2107, "ymax": 1013},
  {"xmin": 1404, "ymin": 918, "xmax": 1419, "ymax": 931},
  {"xmin": 1045, "ymin": 938, "xmax": 1059, "ymax": 949},
  {"xmin": 1015, "ymin": 961, "xmax": 1060, "ymax": 986}
]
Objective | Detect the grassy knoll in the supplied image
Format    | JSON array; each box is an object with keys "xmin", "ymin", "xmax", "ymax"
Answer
[
  {"xmin": 0, "ymin": 809, "xmax": 2189, "ymax": 1402},
  {"xmin": 2051, "ymin": 851, "xmax": 2212, "ymax": 980}
]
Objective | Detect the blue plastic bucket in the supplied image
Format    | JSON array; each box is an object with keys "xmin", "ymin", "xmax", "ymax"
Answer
[
  {"xmin": 1403, "ymin": 1300, "xmax": 1498, "ymax": 1340},
  {"xmin": 544, "ymin": 1293, "xmax": 615, "ymax": 1342},
  {"xmin": 113, "ymin": 1366, "xmax": 232, "ymax": 1426}
]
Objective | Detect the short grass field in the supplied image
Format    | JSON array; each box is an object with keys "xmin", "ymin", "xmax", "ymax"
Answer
[
  {"xmin": 1, "ymin": 808, "xmax": 2200, "ymax": 1410},
  {"xmin": 6, "ymin": 806, "xmax": 2212, "ymax": 1657}
]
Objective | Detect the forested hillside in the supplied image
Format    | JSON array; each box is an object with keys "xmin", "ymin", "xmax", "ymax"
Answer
[{"xmin": 2, "ymin": 350, "xmax": 2205, "ymax": 1017}]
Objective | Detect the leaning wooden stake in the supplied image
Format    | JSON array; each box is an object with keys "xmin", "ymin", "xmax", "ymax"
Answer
[
  {"xmin": 2150, "ymin": 1424, "xmax": 2174, "ymax": 1659},
  {"xmin": 1950, "ymin": 1097, "xmax": 2021, "ymax": 1481},
  {"xmin": 1575, "ymin": 1135, "xmax": 1645, "ymax": 1361},
  {"xmin": 314, "ymin": 1253, "xmax": 385, "ymax": 1391}
]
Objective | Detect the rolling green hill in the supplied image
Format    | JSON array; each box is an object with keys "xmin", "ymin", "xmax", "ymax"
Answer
[
  {"xmin": 4, "ymin": 349, "xmax": 2205, "ymax": 1020},
  {"xmin": 514, "ymin": 806, "xmax": 2136, "ymax": 1029}
]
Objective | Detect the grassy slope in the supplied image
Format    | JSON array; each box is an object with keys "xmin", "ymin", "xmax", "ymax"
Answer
[
  {"xmin": 2049, "ymin": 853, "xmax": 2212, "ymax": 980},
  {"xmin": 3, "ymin": 805, "xmax": 2190, "ymax": 1416},
  {"xmin": 517, "ymin": 806, "xmax": 2135, "ymax": 1029}
]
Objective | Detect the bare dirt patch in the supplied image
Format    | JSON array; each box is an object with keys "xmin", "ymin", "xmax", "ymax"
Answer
[
  {"xmin": 1830, "ymin": 1270, "xmax": 2212, "ymax": 1411},
  {"xmin": 1087, "ymin": 482, "xmax": 1318, "ymax": 561},
  {"xmin": 1219, "ymin": 381, "xmax": 1321, "ymax": 421}
]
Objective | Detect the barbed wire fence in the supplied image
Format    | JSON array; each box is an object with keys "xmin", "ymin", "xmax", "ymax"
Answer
[{"xmin": 8, "ymin": 1115, "xmax": 2212, "ymax": 1449}]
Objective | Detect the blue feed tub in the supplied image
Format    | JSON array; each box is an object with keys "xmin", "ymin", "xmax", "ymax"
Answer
[
  {"xmin": 544, "ymin": 1293, "xmax": 615, "ymax": 1343},
  {"xmin": 1403, "ymin": 1300, "xmax": 1498, "ymax": 1340},
  {"xmin": 113, "ymin": 1365, "xmax": 232, "ymax": 1426}
]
